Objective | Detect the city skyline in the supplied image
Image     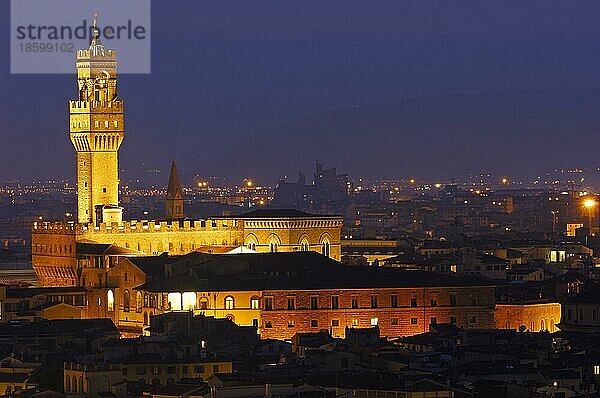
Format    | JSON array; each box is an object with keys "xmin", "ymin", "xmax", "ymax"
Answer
[{"xmin": 4, "ymin": 4, "xmax": 600, "ymax": 397}]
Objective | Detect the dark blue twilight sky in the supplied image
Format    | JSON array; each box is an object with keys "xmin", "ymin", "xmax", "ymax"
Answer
[{"xmin": 2, "ymin": 1, "xmax": 600, "ymax": 184}]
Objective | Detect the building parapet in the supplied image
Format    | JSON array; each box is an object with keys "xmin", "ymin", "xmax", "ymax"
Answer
[
  {"xmin": 69, "ymin": 100, "xmax": 124, "ymax": 113},
  {"xmin": 243, "ymin": 219, "xmax": 343, "ymax": 230},
  {"xmin": 32, "ymin": 219, "xmax": 242, "ymax": 234},
  {"xmin": 32, "ymin": 221, "xmax": 76, "ymax": 233},
  {"xmin": 76, "ymin": 48, "xmax": 117, "ymax": 60}
]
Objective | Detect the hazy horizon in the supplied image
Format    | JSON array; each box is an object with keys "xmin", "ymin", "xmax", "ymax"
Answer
[{"xmin": 3, "ymin": 1, "xmax": 600, "ymax": 183}]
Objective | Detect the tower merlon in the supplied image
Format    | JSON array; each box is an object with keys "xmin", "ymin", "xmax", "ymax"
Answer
[
  {"xmin": 77, "ymin": 49, "xmax": 117, "ymax": 60},
  {"xmin": 70, "ymin": 100, "xmax": 124, "ymax": 113}
]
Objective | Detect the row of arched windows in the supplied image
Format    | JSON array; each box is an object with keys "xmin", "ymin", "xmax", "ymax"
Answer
[
  {"xmin": 65, "ymin": 375, "xmax": 84, "ymax": 393},
  {"xmin": 504, "ymin": 318, "xmax": 556, "ymax": 332},
  {"xmin": 245, "ymin": 236, "xmax": 331, "ymax": 257}
]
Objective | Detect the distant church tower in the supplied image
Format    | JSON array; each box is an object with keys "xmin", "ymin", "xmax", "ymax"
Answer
[
  {"xmin": 165, "ymin": 161, "xmax": 184, "ymax": 220},
  {"xmin": 70, "ymin": 18, "xmax": 124, "ymax": 225}
]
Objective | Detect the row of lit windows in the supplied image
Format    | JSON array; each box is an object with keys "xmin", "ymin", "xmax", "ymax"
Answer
[
  {"xmin": 107, "ymin": 291, "xmax": 472, "ymax": 312},
  {"xmin": 261, "ymin": 293, "xmax": 464, "ymax": 310},
  {"xmin": 262, "ymin": 315, "xmax": 478, "ymax": 329}
]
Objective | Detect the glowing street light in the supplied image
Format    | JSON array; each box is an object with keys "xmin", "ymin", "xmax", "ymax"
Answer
[
  {"xmin": 583, "ymin": 198, "xmax": 598, "ymax": 232},
  {"xmin": 584, "ymin": 199, "xmax": 597, "ymax": 209}
]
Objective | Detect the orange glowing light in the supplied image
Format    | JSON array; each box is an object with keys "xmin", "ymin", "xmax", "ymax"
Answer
[{"xmin": 584, "ymin": 199, "xmax": 597, "ymax": 208}]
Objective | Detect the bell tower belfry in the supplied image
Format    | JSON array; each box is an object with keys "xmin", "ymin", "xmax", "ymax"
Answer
[{"xmin": 70, "ymin": 17, "xmax": 124, "ymax": 225}]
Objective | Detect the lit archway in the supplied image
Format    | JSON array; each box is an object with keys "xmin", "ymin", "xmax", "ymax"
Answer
[
  {"xmin": 123, "ymin": 290, "xmax": 130, "ymax": 312},
  {"xmin": 225, "ymin": 296, "xmax": 235, "ymax": 310},
  {"xmin": 107, "ymin": 290, "xmax": 114, "ymax": 312}
]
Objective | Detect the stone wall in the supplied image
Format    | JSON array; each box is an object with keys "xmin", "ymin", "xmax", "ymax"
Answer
[{"xmin": 495, "ymin": 302, "xmax": 561, "ymax": 332}]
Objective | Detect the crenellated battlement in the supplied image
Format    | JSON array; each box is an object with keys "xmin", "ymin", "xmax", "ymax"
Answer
[
  {"xmin": 70, "ymin": 100, "xmax": 124, "ymax": 113},
  {"xmin": 77, "ymin": 48, "xmax": 117, "ymax": 60},
  {"xmin": 32, "ymin": 219, "xmax": 242, "ymax": 235},
  {"xmin": 32, "ymin": 221, "xmax": 77, "ymax": 234}
]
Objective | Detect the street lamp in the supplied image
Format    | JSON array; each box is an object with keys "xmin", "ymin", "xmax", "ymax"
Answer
[
  {"xmin": 584, "ymin": 199, "xmax": 597, "ymax": 209},
  {"xmin": 583, "ymin": 198, "xmax": 597, "ymax": 233}
]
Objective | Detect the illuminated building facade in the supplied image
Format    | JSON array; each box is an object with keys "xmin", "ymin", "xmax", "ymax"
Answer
[
  {"xmin": 99, "ymin": 252, "xmax": 496, "ymax": 337},
  {"xmin": 70, "ymin": 20, "xmax": 124, "ymax": 226},
  {"xmin": 495, "ymin": 302, "xmax": 561, "ymax": 333},
  {"xmin": 31, "ymin": 21, "xmax": 343, "ymax": 288}
]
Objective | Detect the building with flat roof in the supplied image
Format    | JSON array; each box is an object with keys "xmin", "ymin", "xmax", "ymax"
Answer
[{"xmin": 94, "ymin": 251, "xmax": 500, "ymax": 338}]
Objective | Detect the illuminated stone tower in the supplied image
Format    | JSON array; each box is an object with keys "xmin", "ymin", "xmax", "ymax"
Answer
[
  {"xmin": 165, "ymin": 160, "xmax": 184, "ymax": 220},
  {"xmin": 70, "ymin": 18, "xmax": 124, "ymax": 225}
]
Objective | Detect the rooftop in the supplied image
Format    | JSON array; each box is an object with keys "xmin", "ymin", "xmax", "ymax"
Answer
[
  {"xmin": 138, "ymin": 251, "xmax": 497, "ymax": 293},
  {"xmin": 232, "ymin": 208, "xmax": 341, "ymax": 219},
  {"xmin": 6, "ymin": 286, "xmax": 86, "ymax": 299}
]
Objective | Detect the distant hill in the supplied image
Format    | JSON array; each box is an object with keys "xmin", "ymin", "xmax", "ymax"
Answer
[{"xmin": 199, "ymin": 89, "xmax": 600, "ymax": 180}]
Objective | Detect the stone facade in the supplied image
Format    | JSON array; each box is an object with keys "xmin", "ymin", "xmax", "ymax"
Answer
[
  {"xmin": 31, "ymin": 224, "xmax": 78, "ymax": 286},
  {"xmin": 123, "ymin": 285, "xmax": 496, "ymax": 339},
  {"xmin": 31, "ymin": 24, "xmax": 343, "ymax": 288},
  {"xmin": 258, "ymin": 286, "xmax": 495, "ymax": 339},
  {"xmin": 70, "ymin": 25, "xmax": 123, "ymax": 225},
  {"xmin": 494, "ymin": 302, "xmax": 561, "ymax": 332},
  {"xmin": 32, "ymin": 215, "xmax": 343, "ymax": 287}
]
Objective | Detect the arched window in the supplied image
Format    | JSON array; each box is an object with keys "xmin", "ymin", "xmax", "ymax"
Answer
[
  {"xmin": 123, "ymin": 290, "xmax": 130, "ymax": 312},
  {"xmin": 530, "ymin": 320, "xmax": 535, "ymax": 331},
  {"xmin": 107, "ymin": 290, "xmax": 114, "ymax": 312},
  {"xmin": 199, "ymin": 298, "xmax": 209, "ymax": 310},
  {"xmin": 550, "ymin": 318, "xmax": 555, "ymax": 332},
  {"xmin": 322, "ymin": 239, "xmax": 330, "ymax": 257},
  {"xmin": 248, "ymin": 242, "xmax": 256, "ymax": 251},
  {"xmin": 300, "ymin": 239, "xmax": 309, "ymax": 251},
  {"xmin": 136, "ymin": 291, "xmax": 143, "ymax": 312},
  {"xmin": 144, "ymin": 294, "xmax": 149, "ymax": 308},
  {"xmin": 72, "ymin": 376, "xmax": 77, "ymax": 392},
  {"xmin": 66, "ymin": 375, "xmax": 71, "ymax": 391},
  {"xmin": 268, "ymin": 235, "xmax": 279, "ymax": 253},
  {"xmin": 225, "ymin": 296, "xmax": 235, "ymax": 310},
  {"xmin": 505, "ymin": 320, "xmax": 510, "ymax": 329},
  {"xmin": 540, "ymin": 318, "xmax": 545, "ymax": 331}
]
